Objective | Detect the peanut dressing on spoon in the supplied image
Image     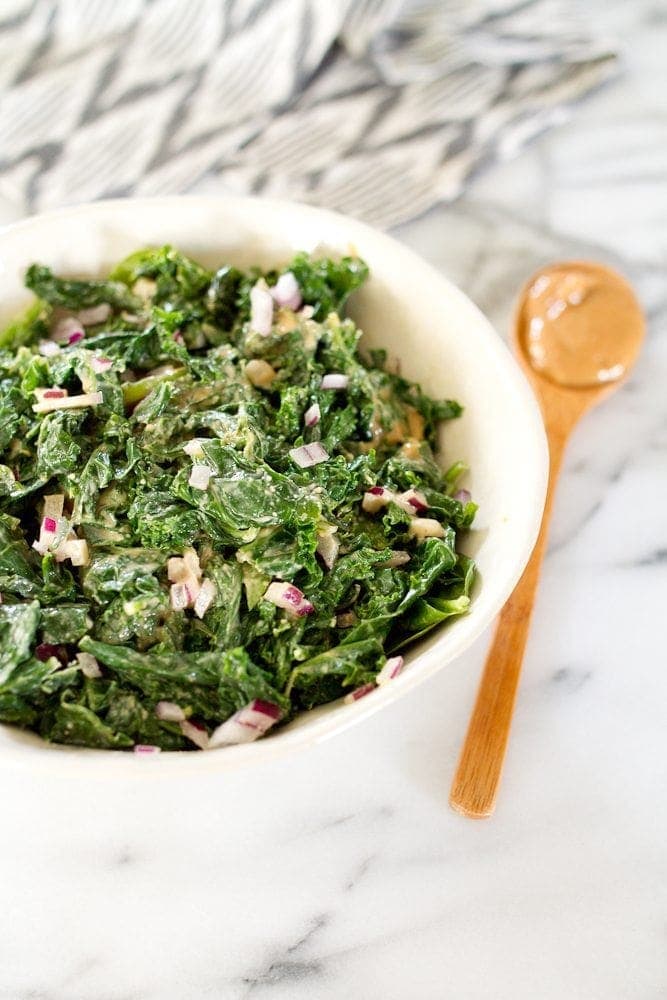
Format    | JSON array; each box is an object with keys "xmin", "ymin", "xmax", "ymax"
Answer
[{"xmin": 517, "ymin": 262, "xmax": 642, "ymax": 388}]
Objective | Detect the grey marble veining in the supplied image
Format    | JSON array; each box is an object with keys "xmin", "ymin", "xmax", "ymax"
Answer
[{"xmin": 0, "ymin": 3, "xmax": 666, "ymax": 999}]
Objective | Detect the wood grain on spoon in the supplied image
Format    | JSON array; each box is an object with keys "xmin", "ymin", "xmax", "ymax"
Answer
[{"xmin": 449, "ymin": 262, "xmax": 644, "ymax": 819}]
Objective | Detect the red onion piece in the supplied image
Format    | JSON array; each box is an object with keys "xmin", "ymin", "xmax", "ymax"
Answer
[
  {"xmin": 304, "ymin": 402, "xmax": 321, "ymax": 427},
  {"xmin": 43, "ymin": 516, "xmax": 57, "ymax": 533},
  {"xmin": 402, "ymin": 489, "xmax": 428, "ymax": 512},
  {"xmin": 77, "ymin": 652, "xmax": 102, "ymax": 678},
  {"xmin": 188, "ymin": 464, "xmax": 211, "ymax": 490},
  {"xmin": 289, "ymin": 442, "xmax": 329, "ymax": 468},
  {"xmin": 43, "ymin": 494, "xmax": 64, "ymax": 520},
  {"xmin": 155, "ymin": 700, "xmax": 186, "ymax": 722},
  {"xmin": 407, "ymin": 517, "xmax": 445, "ymax": 540},
  {"xmin": 381, "ymin": 550, "xmax": 411, "ymax": 568},
  {"xmin": 270, "ymin": 272, "xmax": 302, "ymax": 311},
  {"xmin": 362, "ymin": 487, "xmax": 392, "ymax": 513},
  {"xmin": 32, "ymin": 391, "xmax": 103, "ymax": 413},
  {"xmin": 91, "ymin": 356, "xmax": 113, "ymax": 373},
  {"xmin": 77, "ymin": 303, "xmax": 111, "ymax": 325},
  {"xmin": 316, "ymin": 527, "xmax": 339, "ymax": 570},
  {"xmin": 179, "ymin": 719, "xmax": 209, "ymax": 750},
  {"xmin": 43, "ymin": 389, "xmax": 66, "ymax": 399},
  {"xmin": 68, "ymin": 331, "xmax": 85, "ymax": 346},
  {"xmin": 263, "ymin": 581, "xmax": 314, "ymax": 617},
  {"xmin": 170, "ymin": 582, "xmax": 189, "ymax": 611},
  {"xmin": 344, "ymin": 683, "xmax": 375, "ymax": 704},
  {"xmin": 249, "ymin": 281, "xmax": 274, "ymax": 336},
  {"xmin": 134, "ymin": 744, "xmax": 161, "ymax": 755},
  {"xmin": 182, "ymin": 439, "xmax": 205, "ymax": 458},
  {"xmin": 320, "ymin": 373, "xmax": 349, "ymax": 390},
  {"xmin": 376, "ymin": 655, "xmax": 404, "ymax": 686},
  {"xmin": 38, "ymin": 340, "xmax": 60, "ymax": 357},
  {"xmin": 209, "ymin": 700, "xmax": 281, "ymax": 748},
  {"xmin": 53, "ymin": 317, "xmax": 84, "ymax": 342},
  {"xmin": 453, "ymin": 488, "xmax": 472, "ymax": 503},
  {"xmin": 194, "ymin": 578, "xmax": 216, "ymax": 619},
  {"xmin": 35, "ymin": 643, "xmax": 59, "ymax": 662}
]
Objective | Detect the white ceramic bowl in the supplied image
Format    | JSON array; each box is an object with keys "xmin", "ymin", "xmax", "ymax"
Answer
[{"xmin": 0, "ymin": 196, "xmax": 548, "ymax": 774}]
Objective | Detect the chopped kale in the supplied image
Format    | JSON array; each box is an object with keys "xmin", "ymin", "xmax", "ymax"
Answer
[{"xmin": 0, "ymin": 247, "xmax": 475, "ymax": 750}]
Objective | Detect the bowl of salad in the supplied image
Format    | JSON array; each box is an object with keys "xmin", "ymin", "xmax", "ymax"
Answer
[{"xmin": 0, "ymin": 196, "xmax": 547, "ymax": 772}]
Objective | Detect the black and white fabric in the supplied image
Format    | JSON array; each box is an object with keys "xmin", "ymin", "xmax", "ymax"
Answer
[{"xmin": 0, "ymin": 0, "xmax": 616, "ymax": 228}]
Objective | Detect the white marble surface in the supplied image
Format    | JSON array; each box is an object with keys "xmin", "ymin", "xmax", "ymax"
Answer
[{"xmin": 1, "ymin": 3, "xmax": 666, "ymax": 999}]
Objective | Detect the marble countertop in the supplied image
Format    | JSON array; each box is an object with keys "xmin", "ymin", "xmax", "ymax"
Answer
[{"xmin": 1, "ymin": 3, "xmax": 665, "ymax": 999}]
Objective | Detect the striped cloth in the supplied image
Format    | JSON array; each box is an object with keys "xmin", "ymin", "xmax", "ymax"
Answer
[{"xmin": 0, "ymin": 0, "xmax": 615, "ymax": 229}]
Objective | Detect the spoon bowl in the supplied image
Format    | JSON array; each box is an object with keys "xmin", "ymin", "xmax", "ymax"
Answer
[{"xmin": 450, "ymin": 260, "xmax": 645, "ymax": 818}]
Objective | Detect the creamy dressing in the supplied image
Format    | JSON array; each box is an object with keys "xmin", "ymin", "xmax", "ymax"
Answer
[{"xmin": 517, "ymin": 263, "xmax": 642, "ymax": 388}]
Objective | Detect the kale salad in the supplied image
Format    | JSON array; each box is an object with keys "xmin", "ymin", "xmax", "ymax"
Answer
[{"xmin": 0, "ymin": 246, "xmax": 476, "ymax": 752}]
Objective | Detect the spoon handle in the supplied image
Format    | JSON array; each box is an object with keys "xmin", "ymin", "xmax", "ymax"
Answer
[{"xmin": 449, "ymin": 427, "xmax": 568, "ymax": 818}]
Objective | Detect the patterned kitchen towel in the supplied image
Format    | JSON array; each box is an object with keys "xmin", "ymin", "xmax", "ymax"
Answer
[{"xmin": 0, "ymin": 0, "xmax": 616, "ymax": 229}]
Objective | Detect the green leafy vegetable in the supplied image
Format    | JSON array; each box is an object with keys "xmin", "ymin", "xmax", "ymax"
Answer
[{"xmin": 0, "ymin": 247, "xmax": 476, "ymax": 750}]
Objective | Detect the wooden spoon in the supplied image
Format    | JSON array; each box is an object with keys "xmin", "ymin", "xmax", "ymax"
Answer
[{"xmin": 449, "ymin": 261, "xmax": 645, "ymax": 819}]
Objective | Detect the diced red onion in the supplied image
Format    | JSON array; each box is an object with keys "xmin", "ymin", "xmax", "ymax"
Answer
[
  {"xmin": 43, "ymin": 516, "xmax": 57, "ymax": 533},
  {"xmin": 194, "ymin": 578, "xmax": 216, "ymax": 619},
  {"xmin": 34, "ymin": 387, "xmax": 68, "ymax": 401},
  {"xmin": 344, "ymin": 683, "xmax": 375, "ymax": 704},
  {"xmin": 362, "ymin": 487, "xmax": 392, "ymax": 513},
  {"xmin": 182, "ymin": 439, "xmax": 204, "ymax": 458},
  {"xmin": 53, "ymin": 317, "xmax": 84, "ymax": 342},
  {"xmin": 35, "ymin": 643, "xmax": 59, "ymax": 662},
  {"xmin": 134, "ymin": 744, "xmax": 161, "ymax": 755},
  {"xmin": 316, "ymin": 527, "xmax": 339, "ymax": 570},
  {"xmin": 270, "ymin": 272, "xmax": 302, "ymax": 311},
  {"xmin": 167, "ymin": 557, "xmax": 185, "ymax": 582},
  {"xmin": 68, "ymin": 330, "xmax": 85, "ymax": 346},
  {"xmin": 77, "ymin": 303, "xmax": 111, "ymax": 325},
  {"xmin": 183, "ymin": 577, "xmax": 200, "ymax": 605},
  {"xmin": 209, "ymin": 699, "xmax": 281, "ymax": 748},
  {"xmin": 263, "ymin": 581, "xmax": 314, "ymax": 617},
  {"xmin": 182, "ymin": 548, "xmax": 202, "ymax": 580},
  {"xmin": 320, "ymin": 373, "xmax": 349, "ymax": 390},
  {"xmin": 381, "ymin": 550, "xmax": 411, "ymax": 568},
  {"xmin": 77, "ymin": 652, "xmax": 102, "ymax": 678},
  {"xmin": 289, "ymin": 442, "xmax": 329, "ymax": 468},
  {"xmin": 376, "ymin": 655, "xmax": 404, "ymax": 686},
  {"xmin": 172, "ymin": 330, "xmax": 184, "ymax": 344},
  {"xmin": 179, "ymin": 719, "xmax": 209, "ymax": 750},
  {"xmin": 304, "ymin": 402, "xmax": 321, "ymax": 427},
  {"xmin": 91, "ymin": 356, "xmax": 113, "ymax": 374},
  {"xmin": 58, "ymin": 538, "xmax": 90, "ymax": 566},
  {"xmin": 249, "ymin": 281, "xmax": 274, "ymax": 336},
  {"xmin": 155, "ymin": 700, "xmax": 186, "ymax": 722},
  {"xmin": 407, "ymin": 517, "xmax": 445, "ymax": 540},
  {"xmin": 453, "ymin": 488, "xmax": 472, "ymax": 503},
  {"xmin": 170, "ymin": 582, "xmax": 189, "ymax": 611},
  {"xmin": 43, "ymin": 494, "xmax": 64, "ymax": 520},
  {"xmin": 38, "ymin": 340, "xmax": 60, "ymax": 357},
  {"xmin": 402, "ymin": 489, "xmax": 428, "ymax": 512},
  {"xmin": 264, "ymin": 581, "xmax": 303, "ymax": 609},
  {"xmin": 188, "ymin": 464, "xmax": 211, "ymax": 490},
  {"xmin": 32, "ymin": 390, "xmax": 103, "ymax": 414}
]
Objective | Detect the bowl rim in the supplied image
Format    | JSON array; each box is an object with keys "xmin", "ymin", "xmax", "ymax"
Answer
[{"xmin": 0, "ymin": 194, "xmax": 548, "ymax": 776}]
